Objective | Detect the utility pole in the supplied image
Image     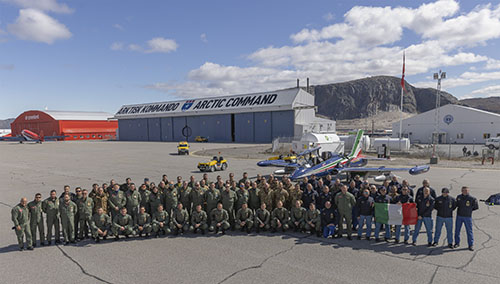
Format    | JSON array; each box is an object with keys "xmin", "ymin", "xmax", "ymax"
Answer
[{"xmin": 431, "ymin": 70, "xmax": 446, "ymax": 164}]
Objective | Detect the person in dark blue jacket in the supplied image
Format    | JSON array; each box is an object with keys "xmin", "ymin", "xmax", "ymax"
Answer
[
  {"xmin": 415, "ymin": 179, "xmax": 437, "ymax": 200},
  {"xmin": 374, "ymin": 187, "xmax": 392, "ymax": 242},
  {"xmin": 433, "ymin": 188, "xmax": 456, "ymax": 248},
  {"xmin": 356, "ymin": 189, "xmax": 374, "ymax": 240},
  {"xmin": 321, "ymin": 201, "xmax": 337, "ymax": 238},
  {"xmin": 316, "ymin": 185, "xmax": 333, "ymax": 211},
  {"xmin": 393, "ymin": 186, "xmax": 414, "ymax": 244},
  {"xmin": 454, "ymin": 186, "xmax": 479, "ymax": 251},
  {"xmin": 412, "ymin": 187, "xmax": 435, "ymax": 246},
  {"xmin": 301, "ymin": 183, "xmax": 318, "ymax": 209}
]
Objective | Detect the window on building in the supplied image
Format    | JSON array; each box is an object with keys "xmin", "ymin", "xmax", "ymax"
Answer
[
  {"xmin": 484, "ymin": 133, "xmax": 491, "ymax": 139},
  {"xmin": 497, "ymin": 133, "xmax": 500, "ymax": 137},
  {"xmin": 457, "ymin": 133, "xmax": 464, "ymax": 139}
]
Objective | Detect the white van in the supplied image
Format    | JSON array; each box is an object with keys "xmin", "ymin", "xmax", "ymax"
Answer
[{"xmin": 485, "ymin": 137, "xmax": 500, "ymax": 149}]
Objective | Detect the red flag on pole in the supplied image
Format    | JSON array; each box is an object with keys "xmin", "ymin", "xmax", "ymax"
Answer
[{"xmin": 401, "ymin": 51, "xmax": 405, "ymax": 89}]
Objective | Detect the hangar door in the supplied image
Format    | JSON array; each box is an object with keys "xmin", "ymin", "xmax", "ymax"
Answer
[
  {"xmin": 160, "ymin": 117, "xmax": 173, "ymax": 142},
  {"xmin": 234, "ymin": 113, "xmax": 254, "ymax": 142},
  {"xmin": 254, "ymin": 112, "xmax": 272, "ymax": 143},
  {"xmin": 118, "ymin": 118, "xmax": 148, "ymax": 141},
  {"xmin": 173, "ymin": 117, "xmax": 187, "ymax": 141},
  {"xmin": 148, "ymin": 118, "xmax": 161, "ymax": 141},
  {"xmin": 271, "ymin": 111, "xmax": 294, "ymax": 138}
]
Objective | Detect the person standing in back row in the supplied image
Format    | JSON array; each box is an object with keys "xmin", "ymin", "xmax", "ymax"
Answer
[
  {"xmin": 412, "ymin": 187, "xmax": 434, "ymax": 247},
  {"xmin": 433, "ymin": 188, "xmax": 456, "ymax": 248},
  {"xmin": 454, "ymin": 186, "xmax": 479, "ymax": 251}
]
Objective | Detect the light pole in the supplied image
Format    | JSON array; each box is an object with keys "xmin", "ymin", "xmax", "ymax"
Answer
[{"xmin": 430, "ymin": 70, "xmax": 446, "ymax": 164}]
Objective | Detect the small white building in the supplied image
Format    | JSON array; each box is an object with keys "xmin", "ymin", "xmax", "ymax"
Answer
[
  {"xmin": 292, "ymin": 133, "xmax": 344, "ymax": 155},
  {"xmin": 392, "ymin": 104, "xmax": 500, "ymax": 144}
]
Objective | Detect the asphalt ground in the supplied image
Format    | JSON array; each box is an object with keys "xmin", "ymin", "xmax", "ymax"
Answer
[{"xmin": 1, "ymin": 140, "xmax": 499, "ymax": 284}]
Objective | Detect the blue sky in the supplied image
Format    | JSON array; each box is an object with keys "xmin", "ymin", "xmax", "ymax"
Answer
[{"xmin": 1, "ymin": 0, "xmax": 500, "ymax": 119}]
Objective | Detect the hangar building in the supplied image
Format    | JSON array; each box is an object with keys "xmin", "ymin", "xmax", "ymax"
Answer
[
  {"xmin": 10, "ymin": 110, "xmax": 117, "ymax": 140},
  {"xmin": 392, "ymin": 104, "xmax": 500, "ymax": 144},
  {"xmin": 115, "ymin": 88, "xmax": 335, "ymax": 143}
]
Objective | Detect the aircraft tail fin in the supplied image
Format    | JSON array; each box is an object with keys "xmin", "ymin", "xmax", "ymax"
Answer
[{"xmin": 348, "ymin": 130, "xmax": 364, "ymax": 158}]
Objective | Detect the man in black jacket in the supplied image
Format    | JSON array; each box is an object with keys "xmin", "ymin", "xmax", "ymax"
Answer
[
  {"xmin": 412, "ymin": 187, "xmax": 435, "ymax": 246},
  {"xmin": 433, "ymin": 188, "xmax": 456, "ymax": 248},
  {"xmin": 356, "ymin": 189, "xmax": 374, "ymax": 240},
  {"xmin": 321, "ymin": 201, "xmax": 337, "ymax": 238},
  {"xmin": 393, "ymin": 186, "xmax": 414, "ymax": 244},
  {"xmin": 454, "ymin": 186, "xmax": 479, "ymax": 251}
]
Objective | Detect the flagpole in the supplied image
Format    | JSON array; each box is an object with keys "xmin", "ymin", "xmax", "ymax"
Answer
[{"xmin": 399, "ymin": 51, "xmax": 405, "ymax": 140}]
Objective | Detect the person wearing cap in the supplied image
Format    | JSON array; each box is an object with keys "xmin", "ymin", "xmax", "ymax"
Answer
[
  {"xmin": 454, "ymin": 186, "xmax": 479, "ymax": 251},
  {"xmin": 412, "ymin": 187, "xmax": 435, "ymax": 246},
  {"xmin": 392, "ymin": 186, "xmax": 414, "ymax": 244},
  {"xmin": 433, "ymin": 187, "xmax": 457, "ymax": 248}
]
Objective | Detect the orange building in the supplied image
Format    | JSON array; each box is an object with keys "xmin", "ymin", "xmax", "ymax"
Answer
[{"xmin": 10, "ymin": 110, "xmax": 117, "ymax": 140}]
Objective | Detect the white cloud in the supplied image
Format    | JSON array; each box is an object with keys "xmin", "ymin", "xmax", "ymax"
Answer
[
  {"xmin": 128, "ymin": 43, "xmax": 142, "ymax": 52},
  {"xmin": 485, "ymin": 59, "xmax": 500, "ymax": 70},
  {"xmin": 470, "ymin": 85, "xmax": 500, "ymax": 97},
  {"xmin": 113, "ymin": 24, "xmax": 124, "ymax": 31},
  {"xmin": 1, "ymin": 0, "xmax": 73, "ymax": 14},
  {"xmin": 120, "ymin": 37, "xmax": 178, "ymax": 54},
  {"xmin": 414, "ymin": 71, "xmax": 500, "ymax": 89},
  {"xmin": 110, "ymin": 42, "xmax": 124, "ymax": 51},
  {"xmin": 146, "ymin": 37, "xmax": 178, "ymax": 53},
  {"xmin": 200, "ymin": 33, "xmax": 207, "ymax": 43},
  {"xmin": 7, "ymin": 9, "xmax": 71, "ymax": 44},
  {"xmin": 323, "ymin": 12, "xmax": 334, "ymax": 22},
  {"xmin": 145, "ymin": 1, "xmax": 500, "ymax": 98}
]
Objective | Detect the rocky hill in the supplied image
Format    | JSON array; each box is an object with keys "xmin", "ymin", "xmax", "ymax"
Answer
[
  {"xmin": 0, "ymin": 118, "xmax": 14, "ymax": 129},
  {"xmin": 310, "ymin": 76, "xmax": 459, "ymax": 120},
  {"xmin": 459, "ymin": 97, "xmax": 500, "ymax": 114}
]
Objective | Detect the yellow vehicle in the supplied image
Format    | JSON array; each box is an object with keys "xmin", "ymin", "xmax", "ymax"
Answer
[
  {"xmin": 268, "ymin": 154, "xmax": 297, "ymax": 163},
  {"xmin": 177, "ymin": 141, "xmax": 190, "ymax": 155},
  {"xmin": 195, "ymin": 136, "xmax": 208, "ymax": 142},
  {"xmin": 198, "ymin": 156, "xmax": 228, "ymax": 172}
]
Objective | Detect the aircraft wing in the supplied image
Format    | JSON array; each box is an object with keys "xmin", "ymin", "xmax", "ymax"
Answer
[
  {"xmin": 297, "ymin": 147, "xmax": 321, "ymax": 157},
  {"xmin": 339, "ymin": 165, "xmax": 430, "ymax": 176},
  {"xmin": 257, "ymin": 160, "xmax": 301, "ymax": 168},
  {"xmin": 0, "ymin": 136, "xmax": 23, "ymax": 141}
]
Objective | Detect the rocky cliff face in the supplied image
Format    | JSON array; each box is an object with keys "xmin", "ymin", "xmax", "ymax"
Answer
[
  {"xmin": 459, "ymin": 97, "xmax": 500, "ymax": 114},
  {"xmin": 310, "ymin": 76, "xmax": 459, "ymax": 120}
]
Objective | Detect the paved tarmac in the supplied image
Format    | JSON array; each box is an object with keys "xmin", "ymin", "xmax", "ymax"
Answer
[{"xmin": 0, "ymin": 141, "xmax": 499, "ymax": 284}]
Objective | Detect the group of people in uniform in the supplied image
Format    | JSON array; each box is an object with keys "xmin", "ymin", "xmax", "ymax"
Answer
[{"xmin": 11, "ymin": 172, "xmax": 479, "ymax": 252}]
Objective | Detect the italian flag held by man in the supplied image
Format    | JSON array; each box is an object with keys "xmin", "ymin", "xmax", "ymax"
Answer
[{"xmin": 374, "ymin": 203, "xmax": 418, "ymax": 225}]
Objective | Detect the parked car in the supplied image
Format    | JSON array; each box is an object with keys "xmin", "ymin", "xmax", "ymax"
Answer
[{"xmin": 485, "ymin": 137, "xmax": 500, "ymax": 149}]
